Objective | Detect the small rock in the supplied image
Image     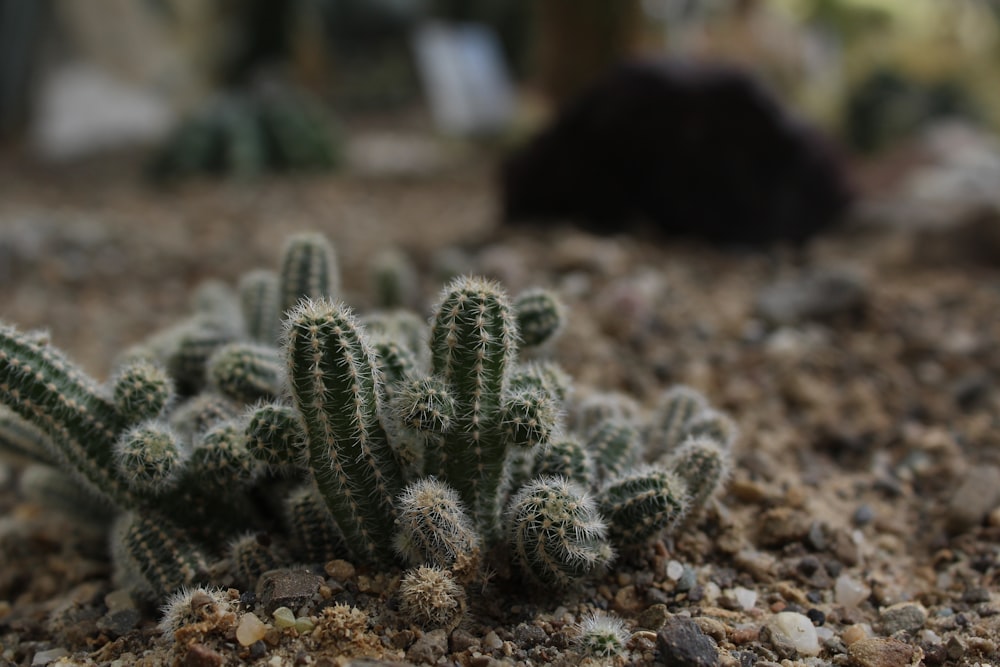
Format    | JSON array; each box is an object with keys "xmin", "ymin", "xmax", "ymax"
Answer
[
  {"xmin": 879, "ymin": 603, "xmax": 926, "ymax": 635},
  {"xmin": 946, "ymin": 465, "xmax": 1000, "ymax": 533},
  {"xmin": 853, "ymin": 505, "xmax": 875, "ymax": 526},
  {"xmin": 667, "ymin": 560, "xmax": 685, "ymax": 580},
  {"xmin": 514, "ymin": 623, "xmax": 547, "ymax": 647},
  {"xmin": 657, "ymin": 616, "xmax": 719, "ymax": 667},
  {"xmin": 765, "ymin": 612, "xmax": 821, "ymax": 657},
  {"xmin": 407, "ymin": 628, "xmax": 449, "ymax": 664},
  {"xmin": 324, "ymin": 559, "xmax": 356, "ymax": 581},
  {"xmin": 756, "ymin": 507, "xmax": 812, "ymax": 548},
  {"xmin": 483, "ymin": 630, "xmax": 503, "ymax": 650},
  {"xmin": 273, "ymin": 607, "xmax": 297, "ymax": 629},
  {"xmin": 847, "ymin": 637, "xmax": 918, "ymax": 667},
  {"xmin": 257, "ymin": 569, "xmax": 323, "ymax": 614},
  {"xmin": 236, "ymin": 612, "xmax": 269, "ymax": 646},
  {"xmin": 31, "ymin": 648, "xmax": 68, "ymax": 666},
  {"xmin": 182, "ymin": 643, "xmax": 224, "ymax": 667},
  {"xmin": 835, "ymin": 574, "xmax": 871, "ymax": 608},
  {"xmin": 450, "ymin": 628, "xmax": 481, "ymax": 653},
  {"xmin": 637, "ymin": 603, "xmax": 671, "ymax": 630},
  {"xmin": 756, "ymin": 268, "xmax": 867, "ymax": 325},
  {"xmin": 945, "ymin": 635, "xmax": 965, "ymax": 661},
  {"xmin": 676, "ymin": 567, "xmax": 697, "ymax": 592},
  {"xmin": 842, "ymin": 624, "xmax": 870, "ymax": 646},
  {"xmin": 732, "ymin": 587, "xmax": 758, "ymax": 611}
]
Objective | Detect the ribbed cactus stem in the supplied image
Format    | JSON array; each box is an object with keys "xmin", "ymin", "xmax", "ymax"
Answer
[
  {"xmin": 394, "ymin": 477, "xmax": 481, "ymax": 580},
  {"xmin": 597, "ymin": 466, "xmax": 688, "ymax": 548},
  {"xmin": 506, "ymin": 476, "xmax": 613, "ymax": 587},
  {"xmin": 430, "ymin": 277, "xmax": 516, "ymax": 534},
  {"xmin": 285, "ymin": 299, "xmax": 403, "ymax": 564},
  {"xmin": 500, "ymin": 389, "xmax": 559, "ymax": 451},
  {"xmin": 533, "ymin": 436, "xmax": 593, "ymax": 487},
  {"xmin": 279, "ymin": 233, "xmax": 340, "ymax": 317},
  {"xmin": 239, "ymin": 269, "xmax": 281, "ymax": 343},
  {"xmin": 114, "ymin": 512, "xmax": 209, "ymax": 596},
  {"xmin": 285, "ymin": 485, "xmax": 346, "ymax": 564},
  {"xmin": 0, "ymin": 406, "xmax": 59, "ymax": 466},
  {"xmin": 683, "ymin": 409, "xmax": 739, "ymax": 449},
  {"xmin": 0, "ymin": 323, "xmax": 133, "ymax": 506},
  {"xmin": 207, "ymin": 342, "xmax": 284, "ymax": 404},
  {"xmin": 371, "ymin": 337, "xmax": 418, "ymax": 399}
]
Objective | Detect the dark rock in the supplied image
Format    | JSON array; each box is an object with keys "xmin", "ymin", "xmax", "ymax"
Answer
[
  {"xmin": 407, "ymin": 628, "xmax": 449, "ymax": 664},
  {"xmin": 513, "ymin": 622, "xmax": 547, "ymax": 647},
  {"xmin": 853, "ymin": 504, "xmax": 875, "ymax": 526},
  {"xmin": 96, "ymin": 608, "xmax": 141, "ymax": 638},
  {"xmin": 256, "ymin": 569, "xmax": 323, "ymax": 614},
  {"xmin": 502, "ymin": 59, "xmax": 851, "ymax": 246},
  {"xmin": 657, "ymin": 617, "xmax": 719, "ymax": 667}
]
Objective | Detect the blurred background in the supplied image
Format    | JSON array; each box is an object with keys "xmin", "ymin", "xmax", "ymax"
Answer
[{"xmin": 1, "ymin": 0, "xmax": 1000, "ymax": 372}]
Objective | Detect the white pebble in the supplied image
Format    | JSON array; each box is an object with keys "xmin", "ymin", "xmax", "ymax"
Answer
[
  {"xmin": 769, "ymin": 611, "xmax": 821, "ymax": 656},
  {"xmin": 667, "ymin": 560, "xmax": 685, "ymax": 581},
  {"xmin": 236, "ymin": 612, "xmax": 268, "ymax": 646},
  {"xmin": 835, "ymin": 574, "xmax": 871, "ymax": 608},
  {"xmin": 702, "ymin": 581, "xmax": 722, "ymax": 604},
  {"xmin": 731, "ymin": 587, "xmax": 758, "ymax": 611}
]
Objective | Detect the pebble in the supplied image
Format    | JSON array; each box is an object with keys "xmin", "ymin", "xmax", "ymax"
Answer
[
  {"xmin": 731, "ymin": 587, "xmax": 758, "ymax": 611},
  {"xmin": 406, "ymin": 628, "xmax": 449, "ymax": 664},
  {"xmin": 677, "ymin": 567, "xmax": 697, "ymax": 592},
  {"xmin": 637, "ymin": 604, "xmax": 671, "ymax": 630},
  {"xmin": 946, "ymin": 464, "xmax": 1000, "ymax": 533},
  {"xmin": 236, "ymin": 612, "xmax": 268, "ymax": 646},
  {"xmin": 835, "ymin": 574, "xmax": 871, "ymax": 608},
  {"xmin": 765, "ymin": 611, "xmax": 821, "ymax": 657},
  {"xmin": 483, "ymin": 630, "xmax": 503, "ymax": 650},
  {"xmin": 847, "ymin": 637, "xmax": 917, "ymax": 667},
  {"xmin": 842, "ymin": 624, "xmax": 872, "ymax": 646},
  {"xmin": 324, "ymin": 559, "xmax": 356, "ymax": 580},
  {"xmin": 853, "ymin": 505, "xmax": 875, "ymax": 526},
  {"xmin": 272, "ymin": 607, "xmax": 297, "ymax": 629},
  {"xmin": 667, "ymin": 560, "xmax": 685, "ymax": 581},
  {"xmin": 657, "ymin": 616, "xmax": 720, "ymax": 667},
  {"xmin": 879, "ymin": 603, "xmax": 926, "ymax": 634}
]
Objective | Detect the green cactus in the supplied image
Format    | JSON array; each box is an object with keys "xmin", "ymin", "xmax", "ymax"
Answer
[
  {"xmin": 229, "ymin": 533, "xmax": 281, "ymax": 587},
  {"xmin": 514, "ymin": 288, "xmax": 566, "ymax": 348},
  {"xmin": 245, "ymin": 402, "xmax": 305, "ymax": 469},
  {"xmin": 596, "ymin": 466, "xmax": 689, "ymax": 549},
  {"xmin": 532, "ymin": 436, "xmax": 593, "ymax": 488},
  {"xmin": 115, "ymin": 422, "xmax": 187, "ymax": 495},
  {"xmin": 506, "ymin": 476, "xmax": 613, "ymax": 587},
  {"xmin": 207, "ymin": 342, "xmax": 284, "ymax": 404},
  {"xmin": 113, "ymin": 512, "xmax": 210, "ymax": 597},
  {"xmin": 284, "ymin": 485, "xmax": 346, "ymax": 564},
  {"xmin": 284, "ymin": 298, "xmax": 404, "ymax": 564},
  {"xmin": 279, "ymin": 233, "xmax": 340, "ymax": 318},
  {"xmin": 0, "ymin": 406, "xmax": 59, "ymax": 466},
  {"xmin": 646, "ymin": 385, "xmax": 708, "ymax": 459},
  {"xmin": 665, "ymin": 436, "xmax": 731, "ymax": 517},
  {"xmin": 397, "ymin": 565, "xmax": 467, "ymax": 631},
  {"xmin": 394, "ymin": 477, "xmax": 482, "ymax": 579},
  {"xmin": 111, "ymin": 360, "xmax": 174, "ymax": 424},
  {"xmin": 585, "ymin": 419, "xmax": 640, "ymax": 483},
  {"xmin": 239, "ymin": 269, "xmax": 281, "ymax": 344},
  {"xmin": 683, "ymin": 408, "xmax": 739, "ymax": 449},
  {"xmin": 370, "ymin": 246, "xmax": 419, "ymax": 310},
  {"xmin": 574, "ymin": 611, "xmax": 630, "ymax": 658}
]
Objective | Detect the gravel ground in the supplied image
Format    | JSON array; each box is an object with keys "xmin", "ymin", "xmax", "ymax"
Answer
[{"xmin": 0, "ymin": 143, "xmax": 999, "ymax": 667}]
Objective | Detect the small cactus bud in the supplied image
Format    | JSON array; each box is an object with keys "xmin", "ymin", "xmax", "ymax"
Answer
[
  {"xmin": 189, "ymin": 421, "xmax": 259, "ymax": 488},
  {"xmin": 506, "ymin": 476, "xmax": 613, "ymax": 587},
  {"xmin": 371, "ymin": 337, "xmax": 418, "ymax": 400},
  {"xmin": 169, "ymin": 393, "xmax": 242, "ymax": 444},
  {"xmin": 533, "ymin": 436, "xmax": 593, "ymax": 488},
  {"xmin": 571, "ymin": 391, "xmax": 641, "ymax": 437},
  {"xmin": 159, "ymin": 587, "xmax": 235, "ymax": 641},
  {"xmin": 500, "ymin": 389, "xmax": 559, "ymax": 450},
  {"xmin": 112, "ymin": 360, "xmax": 174, "ymax": 424},
  {"xmin": 394, "ymin": 478, "xmax": 481, "ymax": 579},
  {"xmin": 207, "ymin": 342, "xmax": 284, "ymax": 404},
  {"xmin": 397, "ymin": 565, "xmax": 467, "ymax": 631},
  {"xmin": 115, "ymin": 422, "xmax": 187, "ymax": 494},
  {"xmin": 245, "ymin": 402, "xmax": 304, "ymax": 469},
  {"xmin": 390, "ymin": 376, "xmax": 455, "ymax": 435},
  {"xmin": 514, "ymin": 288, "xmax": 566, "ymax": 348},
  {"xmin": 509, "ymin": 361, "xmax": 572, "ymax": 405},
  {"xmin": 647, "ymin": 385, "xmax": 708, "ymax": 459},
  {"xmin": 666, "ymin": 436, "xmax": 732, "ymax": 516},
  {"xmin": 574, "ymin": 611, "xmax": 630, "ymax": 658},
  {"xmin": 683, "ymin": 408, "xmax": 739, "ymax": 449},
  {"xmin": 597, "ymin": 466, "xmax": 688, "ymax": 548},
  {"xmin": 167, "ymin": 326, "xmax": 237, "ymax": 396}
]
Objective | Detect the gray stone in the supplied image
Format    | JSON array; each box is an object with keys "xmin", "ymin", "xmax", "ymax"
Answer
[
  {"xmin": 880, "ymin": 603, "xmax": 927, "ymax": 635},
  {"xmin": 97, "ymin": 607, "xmax": 141, "ymax": 637},
  {"xmin": 657, "ymin": 617, "xmax": 719, "ymax": 667},
  {"xmin": 256, "ymin": 568, "xmax": 323, "ymax": 614},
  {"xmin": 947, "ymin": 465, "xmax": 1000, "ymax": 533},
  {"xmin": 407, "ymin": 628, "xmax": 449, "ymax": 664},
  {"xmin": 31, "ymin": 648, "xmax": 68, "ymax": 666}
]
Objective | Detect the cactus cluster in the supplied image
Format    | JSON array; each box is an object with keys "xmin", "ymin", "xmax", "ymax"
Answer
[
  {"xmin": 149, "ymin": 87, "xmax": 342, "ymax": 182},
  {"xmin": 0, "ymin": 230, "xmax": 737, "ymax": 629}
]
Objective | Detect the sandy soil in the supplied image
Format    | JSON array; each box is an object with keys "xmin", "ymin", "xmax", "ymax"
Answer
[{"xmin": 1, "ymin": 142, "xmax": 999, "ymax": 667}]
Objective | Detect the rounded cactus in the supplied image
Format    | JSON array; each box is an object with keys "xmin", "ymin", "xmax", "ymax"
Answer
[
  {"xmin": 112, "ymin": 360, "xmax": 174, "ymax": 424},
  {"xmin": 575, "ymin": 611, "xmax": 630, "ymax": 658},
  {"xmin": 665, "ymin": 436, "xmax": 732, "ymax": 516},
  {"xmin": 646, "ymin": 385, "xmax": 708, "ymax": 459},
  {"xmin": 397, "ymin": 565, "xmax": 467, "ymax": 631},
  {"xmin": 207, "ymin": 342, "xmax": 284, "ymax": 405},
  {"xmin": 597, "ymin": 466, "xmax": 689, "ymax": 548},
  {"xmin": 394, "ymin": 477, "xmax": 481, "ymax": 579},
  {"xmin": 115, "ymin": 422, "xmax": 187, "ymax": 494},
  {"xmin": 514, "ymin": 288, "xmax": 566, "ymax": 348}
]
